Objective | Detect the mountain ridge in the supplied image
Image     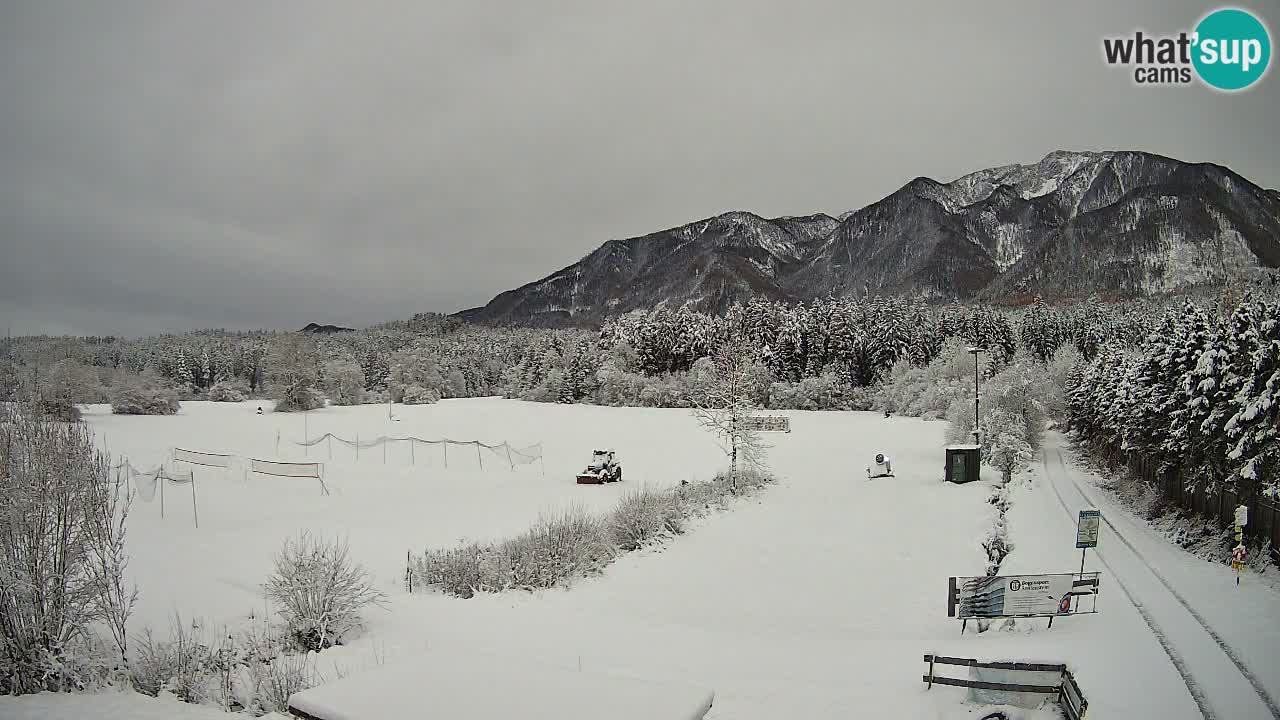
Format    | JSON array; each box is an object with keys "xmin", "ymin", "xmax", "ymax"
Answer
[{"xmin": 458, "ymin": 150, "xmax": 1280, "ymax": 325}]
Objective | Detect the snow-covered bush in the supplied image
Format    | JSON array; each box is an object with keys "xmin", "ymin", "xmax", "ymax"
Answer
[
  {"xmin": 266, "ymin": 334, "xmax": 322, "ymax": 412},
  {"xmin": 131, "ymin": 619, "xmax": 211, "ymax": 702},
  {"xmin": 610, "ymin": 486, "xmax": 685, "ymax": 551},
  {"xmin": 0, "ymin": 411, "xmax": 135, "ymax": 694},
  {"xmin": 768, "ymin": 370, "xmax": 852, "ymax": 410},
  {"xmin": 1043, "ymin": 344, "xmax": 1083, "ymax": 424},
  {"xmin": 321, "ymin": 359, "xmax": 365, "ymax": 406},
  {"xmin": 983, "ymin": 352, "xmax": 1049, "ymax": 450},
  {"xmin": 411, "ymin": 469, "xmax": 773, "ymax": 598},
  {"xmin": 400, "ymin": 383, "xmax": 440, "ymax": 405},
  {"xmin": 875, "ymin": 339, "xmax": 978, "ymax": 418},
  {"xmin": 111, "ymin": 373, "xmax": 180, "ymax": 415},
  {"xmin": 945, "ymin": 397, "xmax": 977, "ymax": 445},
  {"xmin": 982, "ymin": 408, "xmax": 1034, "ymax": 483},
  {"xmin": 485, "ymin": 508, "xmax": 616, "ymax": 591},
  {"xmin": 249, "ymin": 651, "xmax": 320, "ymax": 714},
  {"xmin": 263, "ymin": 532, "xmax": 385, "ymax": 652},
  {"xmin": 32, "ymin": 395, "xmax": 82, "ymax": 421},
  {"xmin": 207, "ymin": 378, "xmax": 248, "ymax": 402}
]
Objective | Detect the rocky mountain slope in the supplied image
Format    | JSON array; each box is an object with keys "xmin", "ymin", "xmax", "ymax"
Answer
[{"xmin": 458, "ymin": 151, "xmax": 1280, "ymax": 325}]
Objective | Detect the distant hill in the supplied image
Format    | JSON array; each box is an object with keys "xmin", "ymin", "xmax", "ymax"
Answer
[
  {"xmin": 300, "ymin": 323, "xmax": 354, "ymax": 334},
  {"xmin": 457, "ymin": 150, "xmax": 1280, "ymax": 325}
]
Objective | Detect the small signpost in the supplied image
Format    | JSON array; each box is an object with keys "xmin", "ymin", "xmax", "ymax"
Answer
[
  {"xmin": 1233, "ymin": 505, "xmax": 1248, "ymax": 586},
  {"xmin": 1074, "ymin": 510, "xmax": 1101, "ymax": 611}
]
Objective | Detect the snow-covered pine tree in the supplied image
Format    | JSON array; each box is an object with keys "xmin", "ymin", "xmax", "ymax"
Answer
[
  {"xmin": 1225, "ymin": 302, "xmax": 1280, "ymax": 498},
  {"xmin": 1167, "ymin": 317, "xmax": 1232, "ymax": 489}
]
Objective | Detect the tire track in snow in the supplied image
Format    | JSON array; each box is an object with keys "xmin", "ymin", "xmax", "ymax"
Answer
[
  {"xmin": 1039, "ymin": 451, "xmax": 1216, "ymax": 720},
  {"xmin": 1052, "ymin": 449, "xmax": 1280, "ymax": 720}
]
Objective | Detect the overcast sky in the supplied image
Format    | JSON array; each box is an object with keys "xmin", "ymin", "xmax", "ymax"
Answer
[{"xmin": 2, "ymin": 1, "xmax": 1277, "ymax": 337}]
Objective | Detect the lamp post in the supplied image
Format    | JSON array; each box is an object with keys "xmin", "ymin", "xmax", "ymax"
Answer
[{"xmin": 967, "ymin": 347, "xmax": 985, "ymax": 444}]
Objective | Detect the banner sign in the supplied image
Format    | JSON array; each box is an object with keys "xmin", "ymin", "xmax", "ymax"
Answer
[
  {"xmin": 1076, "ymin": 510, "xmax": 1101, "ymax": 548},
  {"xmin": 948, "ymin": 573, "xmax": 1100, "ymax": 619},
  {"xmin": 745, "ymin": 415, "xmax": 790, "ymax": 433}
]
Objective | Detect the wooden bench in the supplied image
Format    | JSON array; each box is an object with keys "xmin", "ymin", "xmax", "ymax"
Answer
[{"xmin": 923, "ymin": 654, "xmax": 1088, "ymax": 720}]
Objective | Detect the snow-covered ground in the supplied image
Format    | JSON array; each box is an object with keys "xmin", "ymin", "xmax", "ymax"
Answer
[{"xmin": 4, "ymin": 401, "xmax": 1279, "ymax": 719}]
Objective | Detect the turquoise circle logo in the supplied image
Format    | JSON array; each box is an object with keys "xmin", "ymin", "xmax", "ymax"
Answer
[{"xmin": 1192, "ymin": 8, "xmax": 1271, "ymax": 90}]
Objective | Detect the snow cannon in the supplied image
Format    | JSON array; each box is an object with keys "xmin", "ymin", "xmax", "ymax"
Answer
[{"xmin": 576, "ymin": 449, "xmax": 622, "ymax": 484}]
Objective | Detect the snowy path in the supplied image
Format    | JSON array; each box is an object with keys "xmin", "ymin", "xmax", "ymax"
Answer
[{"xmin": 1039, "ymin": 435, "xmax": 1280, "ymax": 720}]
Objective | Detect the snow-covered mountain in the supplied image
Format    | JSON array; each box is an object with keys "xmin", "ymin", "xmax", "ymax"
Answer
[{"xmin": 459, "ymin": 151, "xmax": 1280, "ymax": 324}]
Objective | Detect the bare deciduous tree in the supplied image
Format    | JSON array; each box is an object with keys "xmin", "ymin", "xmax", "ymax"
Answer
[
  {"xmin": 691, "ymin": 339, "xmax": 769, "ymax": 493},
  {"xmin": 266, "ymin": 334, "xmax": 322, "ymax": 412},
  {"xmin": 0, "ymin": 407, "xmax": 137, "ymax": 693}
]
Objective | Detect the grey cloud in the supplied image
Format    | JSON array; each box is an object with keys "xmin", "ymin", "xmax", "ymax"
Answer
[{"xmin": 2, "ymin": 0, "xmax": 1277, "ymax": 336}]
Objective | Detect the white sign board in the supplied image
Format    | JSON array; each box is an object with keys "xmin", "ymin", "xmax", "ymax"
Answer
[
  {"xmin": 1235, "ymin": 505, "xmax": 1249, "ymax": 528},
  {"xmin": 1076, "ymin": 510, "xmax": 1101, "ymax": 548},
  {"xmin": 951, "ymin": 573, "xmax": 1100, "ymax": 619},
  {"xmin": 745, "ymin": 415, "xmax": 790, "ymax": 433}
]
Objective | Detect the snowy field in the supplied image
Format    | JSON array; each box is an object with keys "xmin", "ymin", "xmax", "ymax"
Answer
[
  {"xmin": 82, "ymin": 398, "xmax": 729, "ymax": 631},
  {"xmin": 5, "ymin": 400, "xmax": 1279, "ymax": 719}
]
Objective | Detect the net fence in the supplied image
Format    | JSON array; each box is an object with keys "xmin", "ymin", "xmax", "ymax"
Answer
[
  {"xmin": 113, "ymin": 460, "xmax": 193, "ymax": 503},
  {"xmin": 173, "ymin": 447, "xmax": 234, "ymax": 469},
  {"xmin": 247, "ymin": 458, "xmax": 328, "ymax": 495},
  {"xmin": 294, "ymin": 433, "xmax": 543, "ymax": 471}
]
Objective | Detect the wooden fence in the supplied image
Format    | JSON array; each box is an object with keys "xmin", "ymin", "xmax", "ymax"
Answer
[{"xmin": 1128, "ymin": 454, "xmax": 1280, "ymax": 561}]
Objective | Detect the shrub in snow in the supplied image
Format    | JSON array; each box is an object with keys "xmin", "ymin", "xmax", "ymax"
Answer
[
  {"xmin": 207, "ymin": 378, "xmax": 249, "ymax": 402},
  {"xmin": 609, "ymin": 486, "xmax": 685, "ymax": 551},
  {"xmin": 111, "ymin": 374, "xmax": 180, "ymax": 415},
  {"xmin": 131, "ymin": 619, "xmax": 212, "ymax": 703},
  {"xmin": 264, "ymin": 532, "xmax": 386, "ymax": 652},
  {"xmin": 412, "ymin": 469, "xmax": 773, "ymax": 598},
  {"xmin": 0, "ymin": 410, "xmax": 136, "ymax": 694},
  {"xmin": 484, "ymin": 508, "xmax": 616, "ymax": 591},
  {"xmin": 249, "ymin": 651, "xmax": 320, "ymax": 714},
  {"xmin": 321, "ymin": 359, "xmax": 365, "ymax": 406},
  {"xmin": 31, "ymin": 395, "xmax": 82, "ymax": 422},
  {"xmin": 266, "ymin": 334, "xmax": 322, "ymax": 412},
  {"xmin": 945, "ymin": 396, "xmax": 977, "ymax": 445},
  {"xmin": 982, "ymin": 408, "xmax": 1034, "ymax": 483},
  {"xmin": 400, "ymin": 383, "xmax": 440, "ymax": 405}
]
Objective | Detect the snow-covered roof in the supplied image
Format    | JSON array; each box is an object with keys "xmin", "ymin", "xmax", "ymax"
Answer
[{"xmin": 946, "ymin": 444, "xmax": 981, "ymax": 450}]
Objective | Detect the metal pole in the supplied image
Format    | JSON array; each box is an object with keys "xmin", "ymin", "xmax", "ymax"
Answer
[
  {"xmin": 159, "ymin": 470, "xmax": 165, "ymax": 519},
  {"xmin": 973, "ymin": 352, "xmax": 980, "ymax": 440},
  {"xmin": 328, "ymin": 435, "xmax": 332, "ymax": 460},
  {"xmin": 191, "ymin": 473, "xmax": 199, "ymax": 529},
  {"xmin": 476, "ymin": 442, "xmax": 483, "ymax": 469},
  {"xmin": 304, "ymin": 410, "xmax": 309, "ymax": 457}
]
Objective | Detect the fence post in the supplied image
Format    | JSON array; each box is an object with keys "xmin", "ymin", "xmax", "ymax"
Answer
[
  {"xmin": 191, "ymin": 473, "xmax": 200, "ymax": 529},
  {"xmin": 928, "ymin": 655, "xmax": 936, "ymax": 689},
  {"xmin": 476, "ymin": 442, "xmax": 483, "ymax": 469}
]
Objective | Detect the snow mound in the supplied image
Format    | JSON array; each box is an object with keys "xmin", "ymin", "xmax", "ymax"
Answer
[{"xmin": 287, "ymin": 647, "xmax": 715, "ymax": 720}]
